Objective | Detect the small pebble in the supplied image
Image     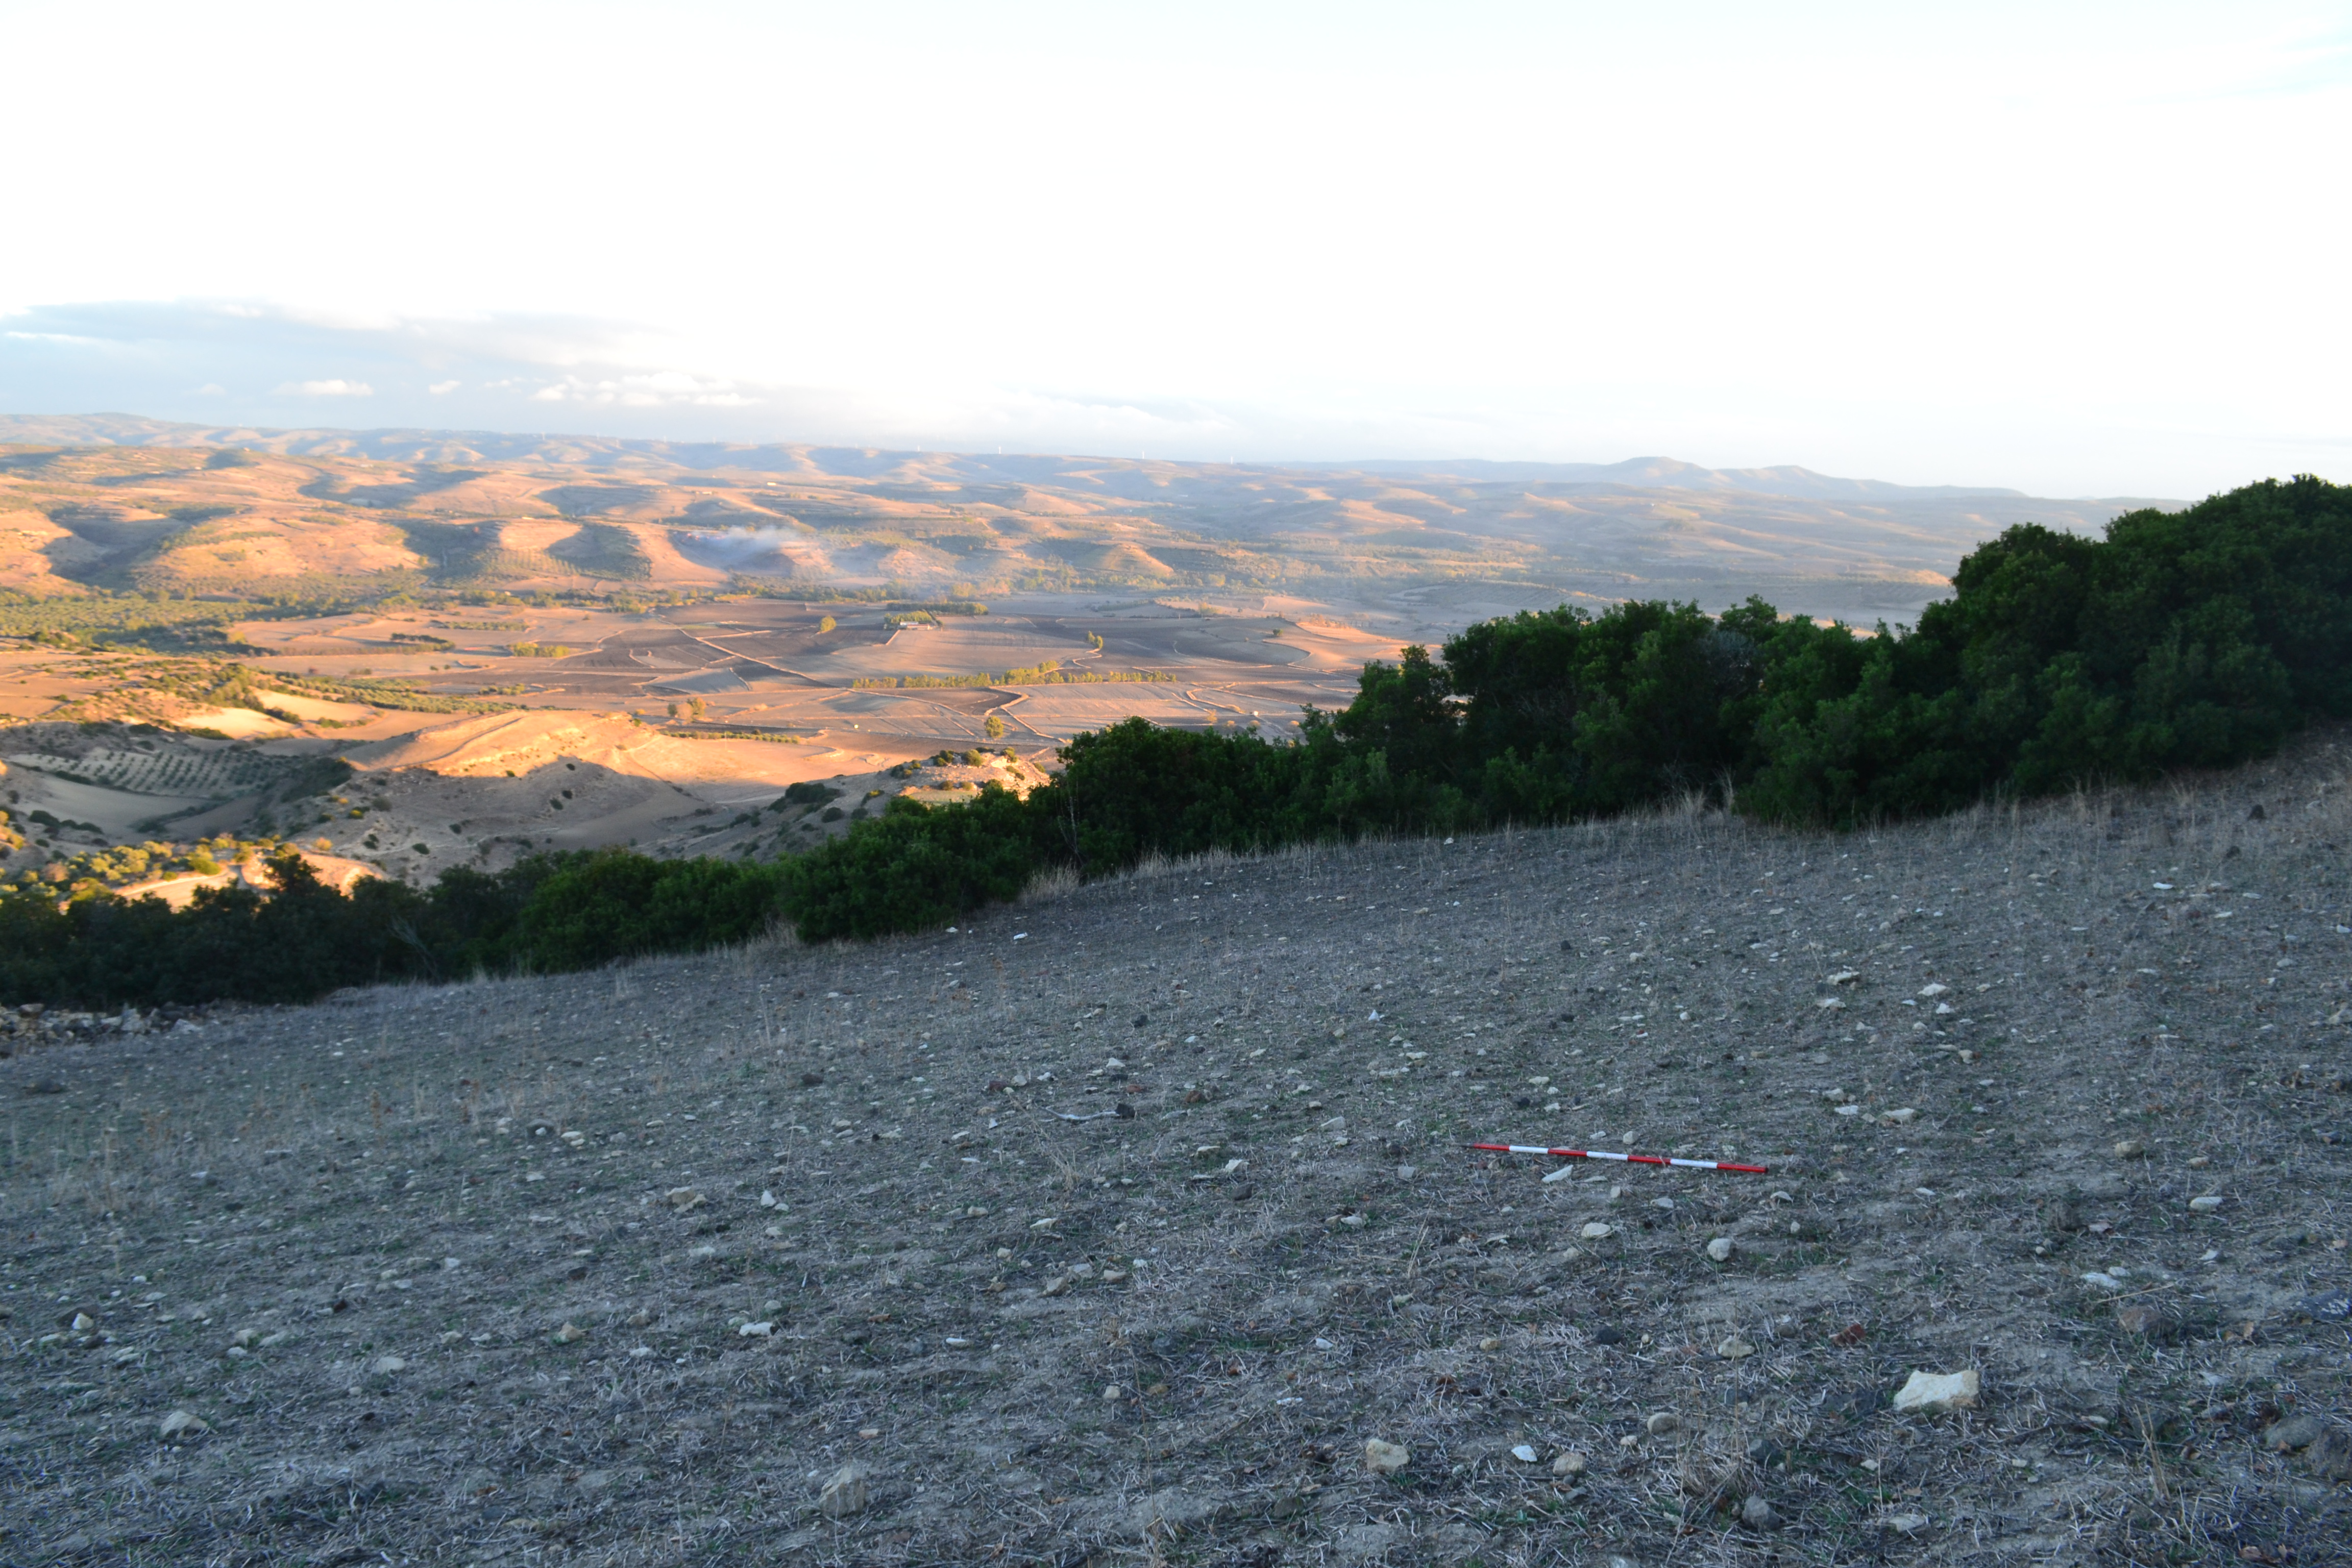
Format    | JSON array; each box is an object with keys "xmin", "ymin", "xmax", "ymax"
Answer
[
  {"xmin": 1645, "ymin": 1412, "xmax": 1679, "ymax": 1436},
  {"xmin": 1580, "ymin": 1222, "xmax": 1614, "ymax": 1240},
  {"xmin": 1552, "ymin": 1450, "xmax": 1587, "ymax": 1476},
  {"xmin": 1478, "ymin": 1336, "xmax": 1502, "ymax": 1352},
  {"xmin": 2189, "ymin": 1194, "xmax": 2224, "ymax": 1212},
  {"xmin": 1511, "ymin": 1443, "xmax": 1538, "ymax": 1463},
  {"xmin": 1741, "ymin": 1494, "xmax": 1779, "ymax": 1530},
  {"xmin": 1363, "ymin": 1438, "xmax": 1410, "ymax": 1476},
  {"xmin": 158, "ymin": 1409, "xmax": 207, "ymax": 1442},
  {"xmin": 1705, "ymin": 1237, "xmax": 1735, "ymax": 1262},
  {"xmin": 1717, "ymin": 1334, "xmax": 1755, "ymax": 1359}
]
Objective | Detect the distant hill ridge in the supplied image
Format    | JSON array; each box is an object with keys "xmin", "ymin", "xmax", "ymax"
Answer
[{"xmin": 0, "ymin": 413, "xmax": 2158, "ymax": 507}]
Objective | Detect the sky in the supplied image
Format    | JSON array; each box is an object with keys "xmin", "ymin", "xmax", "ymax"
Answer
[{"xmin": 3, "ymin": 0, "xmax": 2348, "ymax": 497}]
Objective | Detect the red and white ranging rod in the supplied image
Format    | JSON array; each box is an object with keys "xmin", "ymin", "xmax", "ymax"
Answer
[{"xmin": 1469, "ymin": 1142, "xmax": 1771, "ymax": 1175}]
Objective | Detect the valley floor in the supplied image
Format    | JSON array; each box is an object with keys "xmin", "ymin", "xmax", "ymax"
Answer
[{"xmin": 4, "ymin": 740, "xmax": 2350, "ymax": 1565}]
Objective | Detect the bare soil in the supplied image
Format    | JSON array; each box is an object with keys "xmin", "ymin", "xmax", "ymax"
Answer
[{"xmin": 6, "ymin": 739, "xmax": 2351, "ymax": 1566}]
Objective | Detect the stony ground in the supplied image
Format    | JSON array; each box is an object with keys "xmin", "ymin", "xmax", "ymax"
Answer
[{"xmin": 5, "ymin": 738, "xmax": 2352, "ymax": 1567}]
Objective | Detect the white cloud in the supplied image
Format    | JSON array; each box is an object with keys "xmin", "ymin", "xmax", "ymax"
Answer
[
  {"xmin": 273, "ymin": 378, "xmax": 373, "ymax": 397},
  {"xmin": 528, "ymin": 371, "xmax": 756, "ymax": 409},
  {"xmin": 428, "ymin": 379, "xmax": 461, "ymax": 395},
  {"xmin": 193, "ymin": 382, "xmax": 227, "ymax": 396}
]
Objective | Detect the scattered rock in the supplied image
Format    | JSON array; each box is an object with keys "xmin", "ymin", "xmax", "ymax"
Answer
[
  {"xmin": 1717, "ymin": 1334, "xmax": 1756, "ymax": 1359},
  {"xmin": 1041, "ymin": 1275, "xmax": 1070, "ymax": 1296},
  {"xmin": 2305, "ymin": 1427, "xmax": 2352, "ymax": 1481},
  {"xmin": 1645, "ymin": 1412, "xmax": 1680, "ymax": 1436},
  {"xmin": 1747, "ymin": 1437, "xmax": 1786, "ymax": 1467},
  {"xmin": 1552, "ymin": 1450, "xmax": 1587, "ymax": 1476},
  {"xmin": 158, "ymin": 1409, "xmax": 207, "ymax": 1442},
  {"xmin": 819, "ymin": 1462, "xmax": 870, "ymax": 1517},
  {"xmin": 1893, "ymin": 1368, "xmax": 1980, "ymax": 1413},
  {"xmin": 2113, "ymin": 1139, "xmax": 2147, "ymax": 1159},
  {"xmin": 1881, "ymin": 1108, "xmax": 1917, "ymax": 1124},
  {"xmin": 666, "ymin": 1188, "xmax": 705, "ymax": 1211},
  {"xmin": 1510, "ymin": 1443, "xmax": 1537, "ymax": 1463},
  {"xmin": 2263, "ymin": 1414, "xmax": 2325, "ymax": 1452},
  {"xmin": 1592, "ymin": 1327, "xmax": 1625, "ymax": 1346},
  {"xmin": 1882, "ymin": 1511, "xmax": 1930, "ymax": 1536},
  {"xmin": 1741, "ymin": 1494, "xmax": 1780, "ymax": 1530},
  {"xmin": 21, "ymin": 1078, "xmax": 64, "ymax": 1096},
  {"xmin": 2045, "ymin": 1198, "xmax": 2086, "ymax": 1232},
  {"xmin": 738, "ymin": 1320, "xmax": 774, "ymax": 1337},
  {"xmin": 1363, "ymin": 1438, "xmax": 1410, "ymax": 1476},
  {"xmin": 1477, "ymin": 1336, "xmax": 1502, "ymax": 1352},
  {"xmin": 1705, "ymin": 1237, "xmax": 1735, "ymax": 1262},
  {"xmin": 2297, "ymin": 1289, "xmax": 2352, "ymax": 1322},
  {"xmin": 368, "ymin": 1354, "xmax": 407, "ymax": 1374},
  {"xmin": 2116, "ymin": 1304, "xmax": 2181, "ymax": 1341},
  {"xmin": 2189, "ymin": 1194, "xmax": 2225, "ymax": 1212},
  {"xmin": 551, "ymin": 1324, "xmax": 586, "ymax": 1344},
  {"xmin": 1580, "ymin": 1222, "xmax": 1614, "ymax": 1240}
]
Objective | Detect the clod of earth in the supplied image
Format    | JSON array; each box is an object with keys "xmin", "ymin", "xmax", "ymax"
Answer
[{"xmin": 1363, "ymin": 1438, "xmax": 1410, "ymax": 1476}]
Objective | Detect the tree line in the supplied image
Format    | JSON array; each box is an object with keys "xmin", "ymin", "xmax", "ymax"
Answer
[{"xmin": 5, "ymin": 476, "xmax": 2344, "ymax": 1006}]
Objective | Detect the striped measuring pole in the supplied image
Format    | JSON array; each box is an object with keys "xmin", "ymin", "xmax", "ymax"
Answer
[{"xmin": 1468, "ymin": 1142, "xmax": 1770, "ymax": 1174}]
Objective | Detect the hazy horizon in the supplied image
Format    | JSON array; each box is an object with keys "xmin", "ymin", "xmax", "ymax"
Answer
[{"xmin": 4, "ymin": 3, "xmax": 2347, "ymax": 498}]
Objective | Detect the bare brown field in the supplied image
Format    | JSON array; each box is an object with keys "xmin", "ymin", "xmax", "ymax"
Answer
[
  {"xmin": 0, "ymin": 591, "xmax": 1386, "ymax": 880},
  {"xmin": 3, "ymin": 732, "xmax": 2348, "ymax": 1566}
]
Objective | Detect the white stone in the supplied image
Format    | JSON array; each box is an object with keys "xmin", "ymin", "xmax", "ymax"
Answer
[
  {"xmin": 1580, "ymin": 1222, "xmax": 1614, "ymax": 1240},
  {"xmin": 158, "ymin": 1409, "xmax": 207, "ymax": 1442},
  {"xmin": 738, "ymin": 1320, "xmax": 774, "ymax": 1337},
  {"xmin": 1892, "ymin": 1368, "xmax": 1979, "ymax": 1413},
  {"xmin": 1705, "ymin": 1237, "xmax": 1735, "ymax": 1262},
  {"xmin": 1882, "ymin": 1108, "xmax": 1917, "ymax": 1124},
  {"xmin": 1511, "ymin": 1443, "xmax": 1538, "ymax": 1462},
  {"xmin": 1645, "ymin": 1412, "xmax": 1680, "ymax": 1435},
  {"xmin": 2189, "ymin": 1194, "xmax": 2224, "ymax": 1212},
  {"xmin": 1918, "ymin": 984, "xmax": 1949, "ymax": 998},
  {"xmin": 1717, "ymin": 1335, "xmax": 1755, "ymax": 1359},
  {"xmin": 819, "ymin": 1463, "xmax": 870, "ymax": 1517},
  {"xmin": 1364, "ymin": 1438, "xmax": 1410, "ymax": 1475},
  {"xmin": 1552, "ymin": 1450, "xmax": 1587, "ymax": 1476},
  {"xmin": 1542, "ymin": 1164, "xmax": 1578, "ymax": 1183},
  {"xmin": 368, "ymin": 1354, "xmax": 407, "ymax": 1374}
]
